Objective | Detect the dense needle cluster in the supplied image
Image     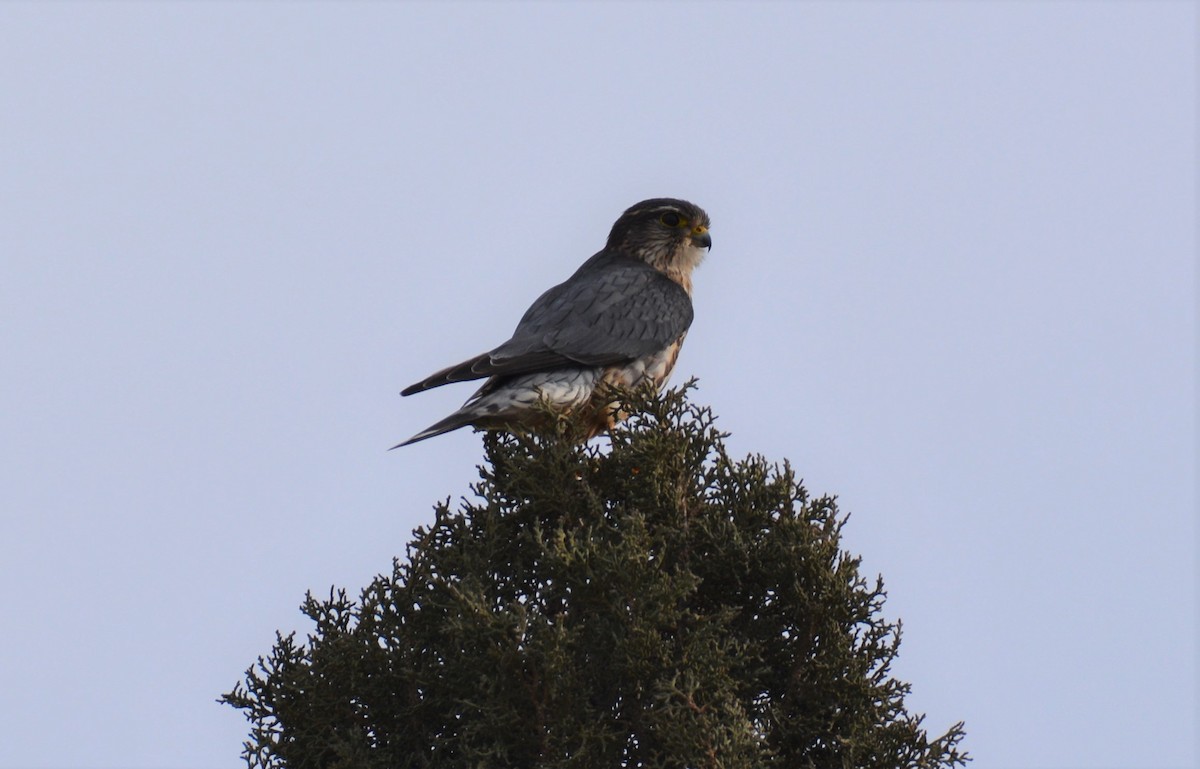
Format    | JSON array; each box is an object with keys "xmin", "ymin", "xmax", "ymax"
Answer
[{"xmin": 223, "ymin": 383, "xmax": 968, "ymax": 769}]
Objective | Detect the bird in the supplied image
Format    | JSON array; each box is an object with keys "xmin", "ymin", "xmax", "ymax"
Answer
[{"xmin": 394, "ymin": 198, "xmax": 711, "ymax": 447}]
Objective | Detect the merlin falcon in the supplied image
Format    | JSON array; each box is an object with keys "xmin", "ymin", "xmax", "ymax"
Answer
[{"xmin": 395, "ymin": 198, "xmax": 711, "ymax": 447}]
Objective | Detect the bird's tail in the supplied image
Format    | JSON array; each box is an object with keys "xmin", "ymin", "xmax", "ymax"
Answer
[{"xmin": 390, "ymin": 409, "xmax": 479, "ymax": 448}]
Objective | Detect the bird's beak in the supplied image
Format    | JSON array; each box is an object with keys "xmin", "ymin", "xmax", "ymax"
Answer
[{"xmin": 691, "ymin": 226, "xmax": 712, "ymax": 250}]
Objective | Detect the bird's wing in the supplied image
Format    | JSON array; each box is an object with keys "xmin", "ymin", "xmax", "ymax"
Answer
[
  {"xmin": 518, "ymin": 255, "xmax": 693, "ymax": 365},
  {"xmin": 401, "ymin": 254, "xmax": 693, "ymax": 395}
]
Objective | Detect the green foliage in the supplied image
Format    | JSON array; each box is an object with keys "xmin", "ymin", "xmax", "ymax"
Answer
[{"xmin": 222, "ymin": 383, "xmax": 968, "ymax": 768}]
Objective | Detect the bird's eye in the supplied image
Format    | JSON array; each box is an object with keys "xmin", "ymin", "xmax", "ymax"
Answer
[{"xmin": 660, "ymin": 212, "xmax": 683, "ymax": 227}]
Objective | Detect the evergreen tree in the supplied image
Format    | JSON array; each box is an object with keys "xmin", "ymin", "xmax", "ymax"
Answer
[{"xmin": 222, "ymin": 383, "xmax": 968, "ymax": 768}]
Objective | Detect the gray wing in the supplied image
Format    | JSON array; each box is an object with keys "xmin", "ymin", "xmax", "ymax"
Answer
[{"xmin": 401, "ymin": 253, "xmax": 692, "ymax": 395}]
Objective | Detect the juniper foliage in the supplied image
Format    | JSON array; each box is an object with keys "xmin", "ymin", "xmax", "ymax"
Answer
[{"xmin": 222, "ymin": 383, "xmax": 968, "ymax": 768}]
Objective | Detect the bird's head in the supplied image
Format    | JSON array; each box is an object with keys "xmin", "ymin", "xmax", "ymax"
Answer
[{"xmin": 606, "ymin": 198, "xmax": 711, "ymax": 286}]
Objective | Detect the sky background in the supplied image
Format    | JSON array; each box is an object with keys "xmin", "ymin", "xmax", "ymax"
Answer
[{"xmin": 0, "ymin": 2, "xmax": 1195, "ymax": 768}]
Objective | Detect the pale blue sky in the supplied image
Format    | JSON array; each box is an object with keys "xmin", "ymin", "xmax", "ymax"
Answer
[{"xmin": 0, "ymin": 2, "xmax": 1195, "ymax": 767}]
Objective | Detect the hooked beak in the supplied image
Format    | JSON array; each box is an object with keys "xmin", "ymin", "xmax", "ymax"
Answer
[{"xmin": 691, "ymin": 226, "xmax": 712, "ymax": 250}]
